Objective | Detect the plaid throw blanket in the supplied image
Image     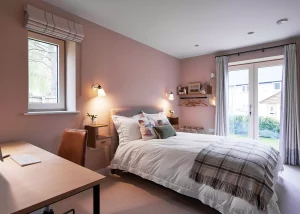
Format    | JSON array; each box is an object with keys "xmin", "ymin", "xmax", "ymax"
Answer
[{"xmin": 189, "ymin": 140, "xmax": 280, "ymax": 211}]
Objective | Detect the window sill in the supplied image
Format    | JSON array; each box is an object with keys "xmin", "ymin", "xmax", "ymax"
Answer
[{"xmin": 24, "ymin": 111, "xmax": 80, "ymax": 116}]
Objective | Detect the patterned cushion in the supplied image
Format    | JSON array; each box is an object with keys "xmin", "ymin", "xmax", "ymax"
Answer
[
  {"xmin": 137, "ymin": 119, "xmax": 157, "ymax": 140},
  {"xmin": 143, "ymin": 112, "xmax": 171, "ymax": 126}
]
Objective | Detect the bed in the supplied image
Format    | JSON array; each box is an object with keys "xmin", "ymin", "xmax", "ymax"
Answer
[{"xmin": 109, "ymin": 107, "xmax": 283, "ymax": 214}]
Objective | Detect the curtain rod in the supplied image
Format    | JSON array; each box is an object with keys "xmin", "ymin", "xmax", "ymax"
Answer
[{"xmin": 215, "ymin": 42, "xmax": 296, "ymax": 58}]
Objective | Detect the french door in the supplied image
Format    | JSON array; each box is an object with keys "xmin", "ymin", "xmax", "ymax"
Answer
[{"xmin": 228, "ymin": 59, "xmax": 283, "ymax": 149}]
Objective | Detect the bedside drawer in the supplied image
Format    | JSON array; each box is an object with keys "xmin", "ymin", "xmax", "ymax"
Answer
[
  {"xmin": 96, "ymin": 136, "xmax": 112, "ymax": 148},
  {"xmin": 167, "ymin": 117, "xmax": 179, "ymax": 125}
]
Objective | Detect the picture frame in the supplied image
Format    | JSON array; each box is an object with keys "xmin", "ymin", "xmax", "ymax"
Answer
[
  {"xmin": 188, "ymin": 83, "xmax": 201, "ymax": 94},
  {"xmin": 177, "ymin": 86, "xmax": 183, "ymax": 94}
]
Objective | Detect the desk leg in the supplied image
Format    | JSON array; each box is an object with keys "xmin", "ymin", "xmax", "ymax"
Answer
[{"xmin": 93, "ymin": 184, "xmax": 100, "ymax": 214}]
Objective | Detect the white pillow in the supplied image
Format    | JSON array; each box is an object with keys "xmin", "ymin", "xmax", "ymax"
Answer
[
  {"xmin": 111, "ymin": 115, "xmax": 142, "ymax": 144},
  {"xmin": 143, "ymin": 112, "xmax": 171, "ymax": 126},
  {"xmin": 132, "ymin": 112, "xmax": 147, "ymax": 119}
]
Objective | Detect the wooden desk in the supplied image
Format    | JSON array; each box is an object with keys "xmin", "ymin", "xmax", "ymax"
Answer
[{"xmin": 0, "ymin": 141, "xmax": 105, "ymax": 214}]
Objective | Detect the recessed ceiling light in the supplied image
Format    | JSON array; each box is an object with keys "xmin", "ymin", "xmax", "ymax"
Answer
[
  {"xmin": 277, "ymin": 18, "xmax": 288, "ymax": 25},
  {"xmin": 194, "ymin": 44, "xmax": 199, "ymax": 47},
  {"xmin": 247, "ymin": 32, "xmax": 254, "ymax": 35}
]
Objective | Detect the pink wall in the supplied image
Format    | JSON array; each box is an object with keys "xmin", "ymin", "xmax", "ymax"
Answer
[
  {"xmin": 180, "ymin": 54, "xmax": 216, "ymax": 130},
  {"xmin": 0, "ymin": 0, "xmax": 180, "ymax": 169},
  {"xmin": 180, "ymin": 38, "xmax": 300, "ymax": 130}
]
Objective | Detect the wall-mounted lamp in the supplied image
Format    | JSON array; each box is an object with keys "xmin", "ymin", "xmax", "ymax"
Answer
[
  {"xmin": 92, "ymin": 83, "xmax": 106, "ymax": 97},
  {"xmin": 209, "ymin": 73, "xmax": 216, "ymax": 85},
  {"xmin": 209, "ymin": 96, "xmax": 216, "ymax": 106},
  {"xmin": 168, "ymin": 92, "xmax": 174, "ymax": 100}
]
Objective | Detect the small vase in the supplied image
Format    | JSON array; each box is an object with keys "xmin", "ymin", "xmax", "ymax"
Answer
[{"xmin": 90, "ymin": 120, "xmax": 96, "ymax": 125}]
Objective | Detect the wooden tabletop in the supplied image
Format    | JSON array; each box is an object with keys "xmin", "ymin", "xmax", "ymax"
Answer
[
  {"xmin": 0, "ymin": 141, "xmax": 105, "ymax": 214},
  {"xmin": 85, "ymin": 124, "xmax": 108, "ymax": 128}
]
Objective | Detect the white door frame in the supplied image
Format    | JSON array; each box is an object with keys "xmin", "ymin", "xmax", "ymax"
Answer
[{"xmin": 228, "ymin": 59, "xmax": 283, "ymax": 140}]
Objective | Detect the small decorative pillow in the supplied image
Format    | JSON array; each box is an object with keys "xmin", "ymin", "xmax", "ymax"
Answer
[
  {"xmin": 153, "ymin": 125, "xmax": 177, "ymax": 139},
  {"xmin": 143, "ymin": 112, "xmax": 171, "ymax": 126},
  {"xmin": 137, "ymin": 119, "xmax": 157, "ymax": 140},
  {"xmin": 111, "ymin": 115, "xmax": 142, "ymax": 144}
]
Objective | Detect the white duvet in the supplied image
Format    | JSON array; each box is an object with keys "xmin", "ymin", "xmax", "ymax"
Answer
[{"xmin": 110, "ymin": 132, "xmax": 283, "ymax": 214}]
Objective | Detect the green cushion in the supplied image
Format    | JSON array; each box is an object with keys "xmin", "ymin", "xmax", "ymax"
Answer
[{"xmin": 153, "ymin": 124, "xmax": 177, "ymax": 139}]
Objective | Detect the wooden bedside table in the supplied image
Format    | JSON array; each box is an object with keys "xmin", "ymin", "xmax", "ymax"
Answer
[
  {"xmin": 167, "ymin": 117, "xmax": 179, "ymax": 130},
  {"xmin": 84, "ymin": 124, "xmax": 111, "ymax": 148}
]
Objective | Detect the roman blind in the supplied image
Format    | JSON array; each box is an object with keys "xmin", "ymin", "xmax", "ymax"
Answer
[{"xmin": 24, "ymin": 4, "xmax": 84, "ymax": 43}]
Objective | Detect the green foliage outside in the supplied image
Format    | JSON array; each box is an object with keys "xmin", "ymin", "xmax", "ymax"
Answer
[
  {"xmin": 28, "ymin": 39, "xmax": 58, "ymax": 99},
  {"xmin": 229, "ymin": 115, "xmax": 280, "ymax": 139},
  {"xmin": 259, "ymin": 117, "xmax": 280, "ymax": 133}
]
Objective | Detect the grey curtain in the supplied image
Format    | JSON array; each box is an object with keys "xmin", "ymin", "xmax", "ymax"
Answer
[
  {"xmin": 215, "ymin": 56, "xmax": 229, "ymax": 136},
  {"xmin": 280, "ymin": 44, "xmax": 300, "ymax": 165}
]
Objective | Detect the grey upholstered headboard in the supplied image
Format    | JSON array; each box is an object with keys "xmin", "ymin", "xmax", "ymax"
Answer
[{"xmin": 109, "ymin": 106, "xmax": 164, "ymax": 155}]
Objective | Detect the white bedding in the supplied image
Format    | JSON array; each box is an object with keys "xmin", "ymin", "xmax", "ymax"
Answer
[{"xmin": 110, "ymin": 132, "xmax": 283, "ymax": 214}]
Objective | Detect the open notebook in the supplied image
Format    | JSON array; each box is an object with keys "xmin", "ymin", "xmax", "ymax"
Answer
[{"xmin": 10, "ymin": 154, "xmax": 41, "ymax": 166}]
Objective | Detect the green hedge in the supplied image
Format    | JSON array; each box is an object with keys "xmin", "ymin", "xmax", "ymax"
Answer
[
  {"xmin": 259, "ymin": 117, "xmax": 280, "ymax": 133},
  {"xmin": 229, "ymin": 115, "xmax": 248, "ymax": 135},
  {"xmin": 229, "ymin": 115, "xmax": 280, "ymax": 139}
]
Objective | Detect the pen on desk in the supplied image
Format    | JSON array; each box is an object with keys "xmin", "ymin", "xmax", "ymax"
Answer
[{"xmin": 3, "ymin": 154, "xmax": 10, "ymax": 159}]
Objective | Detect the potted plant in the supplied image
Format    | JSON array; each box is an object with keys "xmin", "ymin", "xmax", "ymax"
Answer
[
  {"xmin": 87, "ymin": 113, "xmax": 97, "ymax": 125},
  {"xmin": 169, "ymin": 110, "xmax": 175, "ymax": 117}
]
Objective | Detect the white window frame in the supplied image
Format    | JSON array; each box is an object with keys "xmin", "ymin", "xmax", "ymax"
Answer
[{"xmin": 28, "ymin": 32, "xmax": 65, "ymax": 111}]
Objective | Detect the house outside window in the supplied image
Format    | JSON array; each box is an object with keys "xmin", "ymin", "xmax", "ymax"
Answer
[
  {"xmin": 242, "ymin": 85, "xmax": 249, "ymax": 92},
  {"xmin": 274, "ymin": 82, "xmax": 281, "ymax": 90}
]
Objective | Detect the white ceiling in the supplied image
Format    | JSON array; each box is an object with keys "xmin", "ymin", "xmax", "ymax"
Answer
[{"xmin": 44, "ymin": 0, "xmax": 300, "ymax": 59}]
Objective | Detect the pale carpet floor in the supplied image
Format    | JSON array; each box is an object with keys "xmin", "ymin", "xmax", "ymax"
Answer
[{"xmin": 32, "ymin": 165, "xmax": 300, "ymax": 214}]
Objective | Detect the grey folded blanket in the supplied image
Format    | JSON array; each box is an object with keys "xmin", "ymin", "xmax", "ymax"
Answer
[{"xmin": 189, "ymin": 140, "xmax": 279, "ymax": 211}]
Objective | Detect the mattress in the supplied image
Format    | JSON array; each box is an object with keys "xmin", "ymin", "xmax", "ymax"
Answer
[{"xmin": 110, "ymin": 132, "xmax": 283, "ymax": 214}]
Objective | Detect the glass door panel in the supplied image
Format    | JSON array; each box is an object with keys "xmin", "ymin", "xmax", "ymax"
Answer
[
  {"xmin": 256, "ymin": 61, "xmax": 283, "ymax": 150},
  {"xmin": 228, "ymin": 65, "xmax": 252, "ymax": 139}
]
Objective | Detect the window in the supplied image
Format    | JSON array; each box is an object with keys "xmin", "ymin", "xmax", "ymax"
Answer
[
  {"xmin": 228, "ymin": 59, "xmax": 283, "ymax": 150},
  {"xmin": 242, "ymin": 85, "xmax": 249, "ymax": 92},
  {"xmin": 28, "ymin": 32, "xmax": 65, "ymax": 111},
  {"xmin": 274, "ymin": 82, "xmax": 281, "ymax": 90}
]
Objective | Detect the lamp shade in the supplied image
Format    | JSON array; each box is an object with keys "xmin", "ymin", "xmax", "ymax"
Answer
[
  {"xmin": 98, "ymin": 88, "xmax": 106, "ymax": 97},
  {"xmin": 168, "ymin": 92, "xmax": 174, "ymax": 100},
  {"xmin": 92, "ymin": 83, "xmax": 106, "ymax": 97}
]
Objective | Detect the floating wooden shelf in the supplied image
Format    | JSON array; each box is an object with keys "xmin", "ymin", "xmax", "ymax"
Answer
[
  {"xmin": 87, "ymin": 124, "xmax": 108, "ymax": 128},
  {"xmin": 179, "ymin": 94, "xmax": 210, "ymax": 99},
  {"xmin": 84, "ymin": 124, "xmax": 110, "ymax": 148}
]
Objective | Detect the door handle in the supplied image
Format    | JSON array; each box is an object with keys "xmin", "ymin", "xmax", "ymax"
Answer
[{"xmin": 249, "ymin": 104, "xmax": 252, "ymax": 116}]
